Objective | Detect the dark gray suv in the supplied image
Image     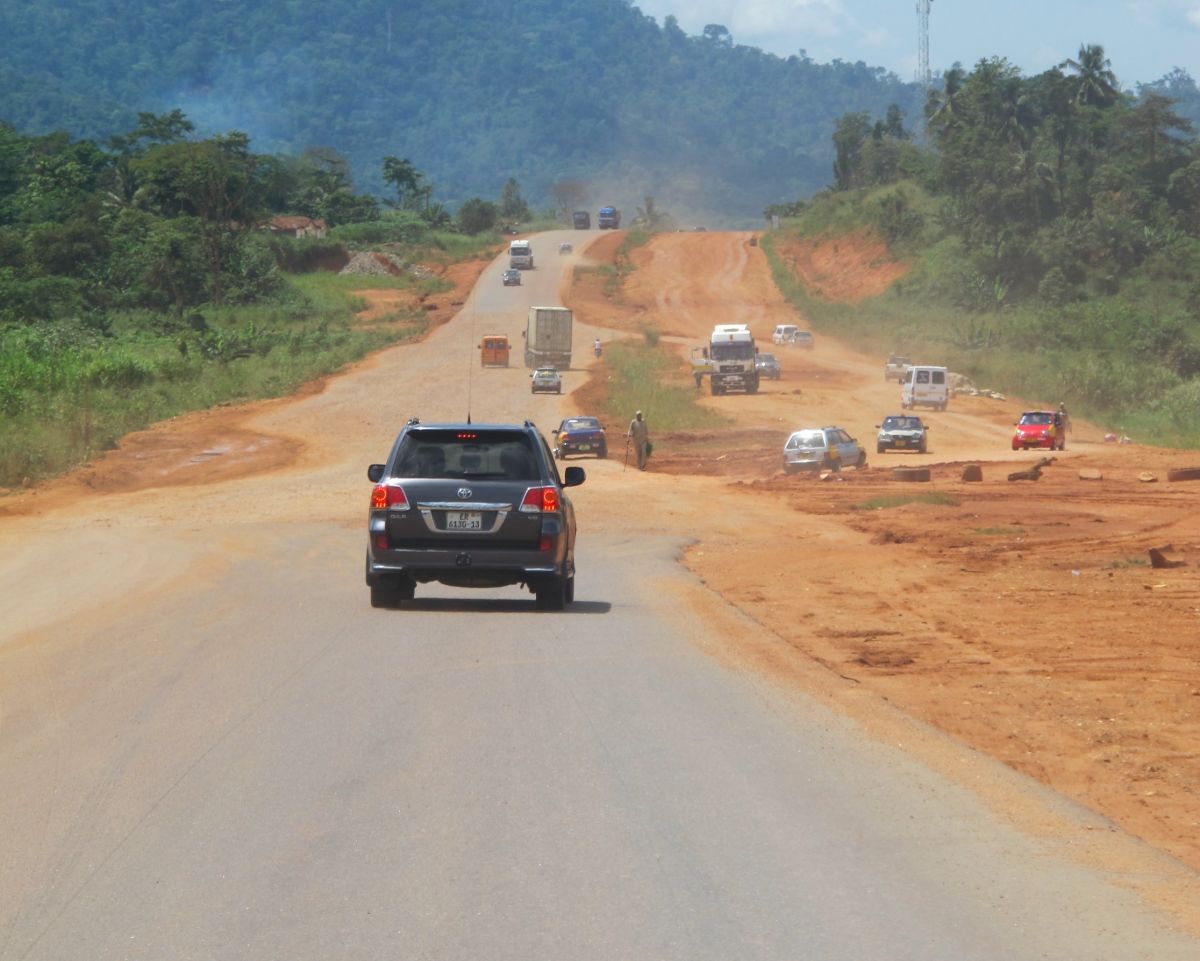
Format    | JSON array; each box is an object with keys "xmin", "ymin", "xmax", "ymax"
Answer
[{"xmin": 365, "ymin": 419, "xmax": 585, "ymax": 610}]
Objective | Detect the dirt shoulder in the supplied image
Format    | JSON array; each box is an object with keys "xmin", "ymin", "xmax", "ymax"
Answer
[{"xmin": 566, "ymin": 230, "xmax": 1200, "ymax": 903}]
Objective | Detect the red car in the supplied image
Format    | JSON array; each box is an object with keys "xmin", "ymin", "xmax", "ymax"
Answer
[{"xmin": 1012, "ymin": 410, "xmax": 1067, "ymax": 451}]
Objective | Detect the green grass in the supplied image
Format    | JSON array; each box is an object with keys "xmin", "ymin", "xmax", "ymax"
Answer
[
  {"xmin": 0, "ymin": 273, "xmax": 435, "ymax": 488},
  {"xmin": 763, "ymin": 187, "xmax": 1200, "ymax": 449},
  {"xmin": 973, "ymin": 526, "xmax": 1026, "ymax": 536},
  {"xmin": 854, "ymin": 491, "xmax": 960, "ymax": 511},
  {"xmin": 595, "ymin": 339, "xmax": 729, "ymax": 433},
  {"xmin": 1108, "ymin": 556, "xmax": 1150, "ymax": 569}
]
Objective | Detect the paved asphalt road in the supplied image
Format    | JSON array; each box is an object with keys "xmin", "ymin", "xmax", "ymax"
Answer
[{"xmin": 1, "ymin": 232, "xmax": 1196, "ymax": 960}]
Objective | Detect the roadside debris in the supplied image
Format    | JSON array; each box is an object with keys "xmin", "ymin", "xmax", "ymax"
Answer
[
  {"xmin": 1008, "ymin": 457, "xmax": 1054, "ymax": 482},
  {"xmin": 1148, "ymin": 546, "xmax": 1187, "ymax": 569}
]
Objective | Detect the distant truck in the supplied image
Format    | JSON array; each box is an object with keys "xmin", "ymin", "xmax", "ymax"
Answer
[
  {"xmin": 524, "ymin": 306, "xmax": 573, "ymax": 370},
  {"xmin": 598, "ymin": 206, "xmax": 620, "ymax": 229},
  {"xmin": 509, "ymin": 239, "xmax": 534, "ymax": 270},
  {"xmin": 706, "ymin": 323, "xmax": 759, "ymax": 395},
  {"xmin": 572, "ymin": 210, "xmax": 591, "ymax": 229}
]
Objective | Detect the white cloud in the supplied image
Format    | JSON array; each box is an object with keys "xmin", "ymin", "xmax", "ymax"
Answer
[
  {"xmin": 638, "ymin": 0, "xmax": 884, "ymax": 54},
  {"xmin": 1188, "ymin": 6, "xmax": 1200, "ymax": 27}
]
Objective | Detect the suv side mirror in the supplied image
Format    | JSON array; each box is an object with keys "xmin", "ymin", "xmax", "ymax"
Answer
[
  {"xmin": 367, "ymin": 464, "xmax": 385, "ymax": 482},
  {"xmin": 563, "ymin": 466, "xmax": 586, "ymax": 487}
]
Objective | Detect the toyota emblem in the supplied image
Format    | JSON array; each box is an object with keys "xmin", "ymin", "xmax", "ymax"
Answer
[{"xmin": 457, "ymin": 487, "xmax": 472, "ymax": 499}]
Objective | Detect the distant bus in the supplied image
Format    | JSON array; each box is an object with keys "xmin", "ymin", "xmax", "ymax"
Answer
[{"xmin": 572, "ymin": 210, "xmax": 591, "ymax": 229}]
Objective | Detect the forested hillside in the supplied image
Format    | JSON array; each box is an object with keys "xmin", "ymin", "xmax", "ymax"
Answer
[
  {"xmin": 0, "ymin": 0, "xmax": 922, "ymax": 220},
  {"xmin": 767, "ymin": 47, "xmax": 1200, "ymax": 441}
]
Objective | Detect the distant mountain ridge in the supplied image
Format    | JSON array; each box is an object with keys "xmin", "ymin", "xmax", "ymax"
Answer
[{"xmin": 0, "ymin": 0, "xmax": 923, "ymax": 221}]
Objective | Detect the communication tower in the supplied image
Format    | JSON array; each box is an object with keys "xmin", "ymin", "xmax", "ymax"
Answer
[{"xmin": 916, "ymin": 0, "xmax": 932, "ymax": 91}]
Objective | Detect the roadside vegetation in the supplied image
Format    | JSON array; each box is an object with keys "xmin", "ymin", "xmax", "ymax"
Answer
[
  {"xmin": 571, "ymin": 226, "xmax": 652, "ymax": 306},
  {"xmin": 854, "ymin": 492, "xmax": 960, "ymax": 511},
  {"xmin": 765, "ymin": 46, "xmax": 1200, "ymax": 446},
  {"xmin": 593, "ymin": 339, "xmax": 729, "ymax": 436},
  {"xmin": 0, "ymin": 112, "xmax": 510, "ymax": 487}
]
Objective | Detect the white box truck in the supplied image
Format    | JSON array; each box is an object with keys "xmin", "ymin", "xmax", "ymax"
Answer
[{"xmin": 524, "ymin": 306, "xmax": 573, "ymax": 370}]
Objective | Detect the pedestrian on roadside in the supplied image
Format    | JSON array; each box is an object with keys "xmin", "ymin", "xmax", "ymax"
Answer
[{"xmin": 627, "ymin": 410, "xmax": 650, "ymax": 471}]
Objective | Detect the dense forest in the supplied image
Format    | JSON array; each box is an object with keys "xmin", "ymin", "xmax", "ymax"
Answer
[{"xmin": 0, "ymin": 0, "xmax": 924, "ymax": 220}]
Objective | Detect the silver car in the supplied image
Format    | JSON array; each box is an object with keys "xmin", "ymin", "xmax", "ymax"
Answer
[
  {"xmin": 531, "ymin": 368, "xmax": 562, "ymax": 394},
  {"xmin": 782, "ymin": 427, "xmax": 866, "ymax": 473}
]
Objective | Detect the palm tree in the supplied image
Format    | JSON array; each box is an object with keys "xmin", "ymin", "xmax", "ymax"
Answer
[
  {"xmin": 1062, "ymin": 44, "xmax": 1119, "ymax": 107},
  {"xmin": 926, "ymin": 65, "xmax": 965, "ymax": 135}
]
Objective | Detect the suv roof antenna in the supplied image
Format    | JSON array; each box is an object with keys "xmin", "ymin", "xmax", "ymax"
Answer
[{"xmin": 466, "ymin": 268, "xmax": 477, "ymax": 423}]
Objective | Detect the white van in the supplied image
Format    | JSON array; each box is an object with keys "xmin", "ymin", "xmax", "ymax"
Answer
[
  {"xmin": 901, "ymin": 365, "xmax": 949, "ymax": 411},
  {"xmin": 772, "ymin": 324, "xmax": 799, "ymax": 345}
]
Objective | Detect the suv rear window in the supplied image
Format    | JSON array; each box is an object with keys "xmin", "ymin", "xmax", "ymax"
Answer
[{"xmin": 393, "ymin": 429, "xmax": 539, "ymax": 480}]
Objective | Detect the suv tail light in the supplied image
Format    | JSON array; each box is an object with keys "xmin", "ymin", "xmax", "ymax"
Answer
[
  {"xmin": 520, "ymin": 486, "xmax": 559, "ymax": 513},
  {"xmin": 371, "ymin": 483, "xmax": 410, "ymax": 511}
]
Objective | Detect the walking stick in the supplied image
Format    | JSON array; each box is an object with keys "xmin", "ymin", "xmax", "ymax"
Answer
[{"xmin": 623, "ymin": 436, "xmax": 630, "ymax": 471}]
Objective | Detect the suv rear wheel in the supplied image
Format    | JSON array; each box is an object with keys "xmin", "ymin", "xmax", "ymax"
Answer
[
  {"xmin": 370, "ymin": 575, "xmax": 416, "ymax": 608},
  {"xmin": 535, "ymin": 575, "xmax": 569, "ymax": 611}
]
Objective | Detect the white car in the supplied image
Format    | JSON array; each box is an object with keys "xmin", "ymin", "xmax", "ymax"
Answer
[
  {"xmin": 530, "ymin": 368, "xmax": 562, "ymax": 394},
  {"xmin": 559, "ymin": 242, "xmax": 573, "ymax": 254},
  {"xmin": 782, "ymin": 427, "xmax": 866, "ymax": 473}
]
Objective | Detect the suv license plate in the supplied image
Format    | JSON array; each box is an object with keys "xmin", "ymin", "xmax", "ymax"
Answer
[
  {"xmin": 445, "ymin": 512, "xmax": 483, "ymax": 531},
  {"xmin": 578, "ymin": 444, "xmax": 590, "ymax": 451},
  {"xmin": 895, "ymin": 440, "xmax": 906, "ymax": 447}
]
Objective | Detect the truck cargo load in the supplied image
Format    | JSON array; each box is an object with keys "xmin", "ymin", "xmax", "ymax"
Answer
[{"xmin": 524, "ymin": 306, "xmax": 573, "ymax": 370}]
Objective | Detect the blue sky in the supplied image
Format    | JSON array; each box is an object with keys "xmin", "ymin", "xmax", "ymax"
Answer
[{"xmin": 631, "ymin": 0, "xmax": 1200, "ymax": 88}]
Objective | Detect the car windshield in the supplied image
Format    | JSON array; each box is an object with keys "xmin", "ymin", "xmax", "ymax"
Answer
[
  {"xmin": 883, "ymin": 417, "xmax": 921, "ymax": 430},
  {"xmin": 393, "ymin": 430, "xmax": 539, "ymax": 480},
  {"xmin": 758, "ymin": 354, "xmax": 776, "ymax": 363},
  {"xmin": 563, "ymin": 418, "xmax": 599, "ymax": 431},
  {"xmin": 1020, "ymin": 412, "xmax": 1052, "ymax": 425},
  {"xmin": 786, "ymin": 431, "xmax": 825, "ymax": 449}
]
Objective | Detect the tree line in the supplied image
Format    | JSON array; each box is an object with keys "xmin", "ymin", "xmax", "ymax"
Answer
[
  {"xmin": 0, "ymin": 111, "xmax": 540, "ymax": 326},
  {"xmin": 819, "ymin": 47, "xmax": 1200, "ymax": 312}
]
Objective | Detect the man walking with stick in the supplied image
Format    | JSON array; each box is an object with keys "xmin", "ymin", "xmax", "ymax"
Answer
[{"xmin": 627, "ymin": 409, "xmax": 650, "ymax": 471}]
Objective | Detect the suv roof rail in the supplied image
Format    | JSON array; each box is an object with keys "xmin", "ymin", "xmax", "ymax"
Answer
[{"xmin": 405, "ymin": 416, "xmax": 420, "ymax": 425}]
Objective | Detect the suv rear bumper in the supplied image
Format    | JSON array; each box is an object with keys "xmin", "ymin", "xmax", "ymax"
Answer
[{"xmin": 367, "ymin": 542, "xmax": 569, "ymax": 588}]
